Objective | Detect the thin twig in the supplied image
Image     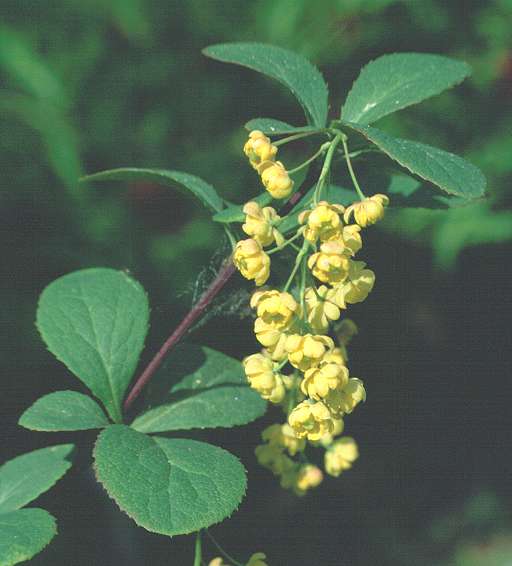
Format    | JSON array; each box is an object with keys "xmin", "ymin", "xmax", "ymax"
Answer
[{"xmin": 123, "ymin": 161, "xmax": 322, "ymax": 413}]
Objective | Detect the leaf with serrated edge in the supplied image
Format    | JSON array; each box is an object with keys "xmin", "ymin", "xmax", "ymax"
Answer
[
  {"xmin": 204, "ymin": 43, "xmax": 329, "ymax": 127},
  {"xmin": 131, "ymin": 344, "xmax": 266, "ymax": 433},
  {"xmin": 342, "ymin": 123, "xmax": 486, "ymax": 199},
  {"xmin": 0, "ymin": 445, "xmax": 73, "ymax": 513},
  {"xmin": 81, "ymin": 168, "xmax": 224, "ymax": 213},
  {"xmin": 94, "ymin": 425, "xmax": 247, "ymax": 536},
  {"xmin": 342, "ymin": 53, "xmax": 471, "ymax": 125},
  {"xmin": 36, "ymin": 268, "xmax": 149, "ymax": 422},
  {"xmin": 0, "ymin": 508, "xmax": 57, "ymax": 566},
  {"xmin": 19, "ymin": 391, "xmax": 109, "ymax": 431},
  {"xmin": 245, "ymin": 118, "xmax": 319, "ymax": 135}
]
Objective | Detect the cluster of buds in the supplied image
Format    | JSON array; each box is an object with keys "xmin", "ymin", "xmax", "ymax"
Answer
[
  {"xmin": 244, "ymin": 130, "xmax": 294, "ymax": 199},
  {"xmin": 234, "ymin": 129, "xmax": 390, "ymax": 494}
]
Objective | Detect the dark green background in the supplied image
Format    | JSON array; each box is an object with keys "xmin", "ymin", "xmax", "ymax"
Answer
[{"xmin": 1, "ymin": 1, "xmax": 511, "ymax": 564}]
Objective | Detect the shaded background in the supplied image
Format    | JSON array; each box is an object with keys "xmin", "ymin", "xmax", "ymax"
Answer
[{"xmin": 1, "ymin": 1, "xmax": 512, "ymax": 564}]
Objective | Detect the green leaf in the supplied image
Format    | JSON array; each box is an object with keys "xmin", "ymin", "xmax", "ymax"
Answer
[
  {"xmin": 81, "ymin": 168, "xmax": 224, "ymax": 213},
  {"xmin": 0, "ymin": 445, "xmax": 73, "ymax": 513},
  {"xmin": 131, "ymin": 344, "xmax": 266, "ymax": 433},
  {"xmin": 94, "ymin": 425, "xmax": 246, "ymax": 535},
  {"xmin": 0, "ymin": 509, "xmax": 57, "ymax": 566},
  {"xmin": 212, "ymin": 192, "xmax": 273, "ymax": 224},
  {"xmin": 0, "ymin": 26, "xmax": 67, "ymax": 105},
  {"xmin": 36, "ymin": 268, "xmax": 149, "ymax": 422},
  {"xmin": 342, "ymin": 123, "xmax": 486, "ymax": 199},
  {"xmin": 245, "ymin": 118, "xmax": 319, "ymax": 135},
  {"xmin": 19, "ymin": 391, "xmax": 110, "ymax": 432},
  {"xmin": 278, "ymin": 184, "xmax": 357, "ymax": 235},
  {"xmin": 341, "ymin": 53, "xmax": 471, "ymax": 125},
  {"xmin": 204, "ymin": 42, "xmax": 329, "ymax": 127}
]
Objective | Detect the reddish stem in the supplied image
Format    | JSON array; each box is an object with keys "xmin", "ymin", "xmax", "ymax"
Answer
[
  {"xmin": 123, "ymin": 165, "xmax": 319, "ymax": 413},
  {"xmin": 123, "ymin": 260, "xmax": 236, "ymax": 411}
]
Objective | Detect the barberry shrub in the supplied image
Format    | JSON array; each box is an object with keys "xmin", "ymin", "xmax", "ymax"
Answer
[{"xmin": 4, "ymin": 43, "xmax": 485, "ymax": 566}]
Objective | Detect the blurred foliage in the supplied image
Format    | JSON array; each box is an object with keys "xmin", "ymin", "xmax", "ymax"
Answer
[{"xmin": 1, "ymin": 1, "xmax": 511, "ymax": 564}]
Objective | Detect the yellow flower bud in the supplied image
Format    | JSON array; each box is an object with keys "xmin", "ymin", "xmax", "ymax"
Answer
[
  {"xmin": 295, "ymin": 464, "xmax": 323, "ymax": 495},
  {"xmin": 285, "ymin": 333, "xmax": 334, "ymax": 371},
  {"xmin": 251, "ymin": 289, "xmax": 298, "ymax": 330},
  {"xmin": 304, "ymin": 285, "xmax": 341, "ymax": 333},
  {"xmin": 301, "ymin": 362, "xmax": 349, "ymax": 400},
  {"xmin": 242, "ymin": 201, "xmax": 284, "ymax": 247},
  {"xmin": 288, "ymin": 399, "xmax": 335, "ymax": 441},
  {"xmin": 208, "ymin": 558, "xmax": 229, "ymax": 566},
  {"xmin": 247, "ymin": 552, "xmax": 269, "ymax": 566},
  {"xmin": 233, "ymin": 238, "xmax": 270, "ymax": 286},
  {"xmin": 243, "ymin": 353, "xmax": 285, "ymax": 403},
  {"xmin": 299, "ymin": 201, "xmax": 345, "ymax": 243},
  {"xmin": 324, "ymin": 378, "xmax": 366, "ymax": 415},
  {"xmin": 332, "ymin": 260, "xmax": 375, "ymax": 307},
  {"xmin": 259, "ymin": 161, "xmax": 294, "ymax": 199},
  {"xmin": 344, "ymin": 194, "xmax": 389, "ymax": 227},
  {"xmin": 262, "ymin": 423, "xmax": 306, "ymax": 456},
  {"xmin": 324, "ymin": 437, "xmax": 359, "ymax": 477},
  {"xmin": 255, "ymin": 443, "xmax": 286, "ymax": 474},
  {"xmin": 307, "ymin": 240, "xmax": 350, "ymax": 285},
  {"xmin": 244, "ymin": 130, "xmax": 277, "ymax": 170}
]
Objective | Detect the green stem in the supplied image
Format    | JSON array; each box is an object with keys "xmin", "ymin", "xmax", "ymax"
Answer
[
  {"xmin": 205, "ymin": 530, "xmax": 244, "ymax": 566},
  {"xmin": 223, "ymin": 226, "xmax": 237, "ymax": 250},
  {"xmin": 313, "ymin": 133, "xmax": 343, "ymax": 204},
  {"xmin": 287, "ymin": 143, "xmax": 329, "ymax": 174},
  {"xmin": 266, "ymin": 228, "xmax": 304, "ymax": 255},
  {"xmin": 273, "ymin": 130, "xmax": 323, "ymax": 147},
  {"xmin": 283, "ymin": 240, "xmax": 309, "ymax": 292},
  {"xmin": 341, "ymin": 135, "xmax": 366, "ymax": 201},
  {"xmin": 193, "ymin": 531, "xmax": 202, "ymax": 566}
]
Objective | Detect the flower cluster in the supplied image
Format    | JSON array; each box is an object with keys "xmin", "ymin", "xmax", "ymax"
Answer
[
  {"xmin": 234, "ymin": 130, "xmax": 390, "ymax": 495},
  {"xmin": 244, "ymin": 130, "xmax": 294, "ymax": 199}
]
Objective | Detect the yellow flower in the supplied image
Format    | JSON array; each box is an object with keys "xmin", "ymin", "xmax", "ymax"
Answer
[
  {"xmin": 304, "ymin": 286, "xmax": 341, "ymax": 333},
  {"xmin": 317, "ymin": 417, "xmax": 345, "ymax": 447},
  {"xmin": 246, "ymin": 552, "xmax": 269, "ymax": 566},
  {"xmin": 324, "ymin": 378, "xmax": 366, "ymax": 416},
  {"xmin": 324, "ymin": 437, "xmax": 359, "ymax": 477},
  {"xmin": 255, "ymin": 443, "xmax": 288, "ymax": 475},
  {"xmin": 242, "ymin": 201, "xmax": 284, "ymax": 247},
  {"xmin": 295, "ymin": 464, "xmax": 323, "ymax": 495},
  {"xmin": 301, "ymin": 361, "xmax": 349, "ymax": 400},
  {"xmin": 244, "ymin": 130, "xmax": 277, "ymax": 170},
  {"xmin": 285, "ymin": 333, "xmax": 334, "ymax": 371},
  {"xmin": 332, "ymin": 260, "xmax": 375, "ymax": 307},
  {"xmin": 262, "ymin": 423, "xmax": 306, "ymax": 456},
  {"xmin": 251, "ymin": 289, "xmax": 298, "ymax": 330},
  {"xmin": 233, "ymin": 238, "xmax": 270, "ymax": 286},
  {"xmin": 259, "ymin": 161, "xmax": 294, "ymax": 199},
  {"xmin": 299, "ymin": 201, "xmax": 345, "ymax": 243},
  {"xmin": 208, "ymin": 559, "xmax": 229, "ymax": 566},
  {"xmin": 288, "ymin": 400, "xmax": 335, "ymax": 441},
  {"xmin": 344, "ymin": 194, "xmax": 389, "ymax": 227},
  {"xmin": 243, "ymin": 353, "xmax": 285, "ymax": 403},
  {"xmin": 341, "ymin": 224, "xmax": 363, "ymax": 255},
  {"xmin": 253, "ymin": 319, "xmax": 288, "ymax": 361},
  {"xmin": 307, "ymin": 240, "xmax": 350, "ymax": 285}
]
